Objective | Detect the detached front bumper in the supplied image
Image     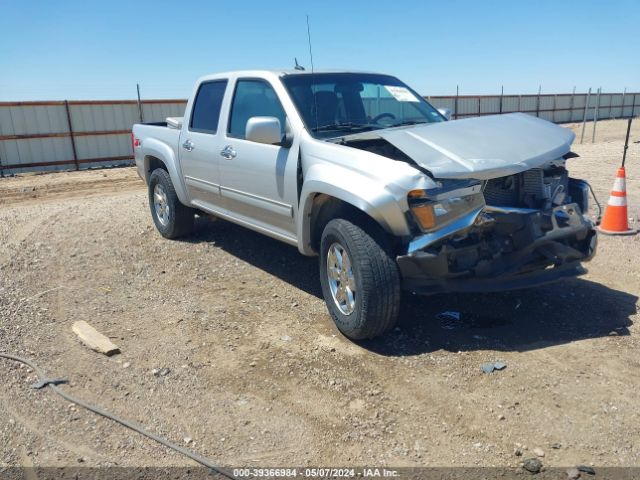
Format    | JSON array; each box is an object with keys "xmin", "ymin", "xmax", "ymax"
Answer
[{"xmin": 397, "ymin": 203, "xmax": 597, "ymax": 294}]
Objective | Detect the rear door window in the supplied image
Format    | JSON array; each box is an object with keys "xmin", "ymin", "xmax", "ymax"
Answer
[{"xmin": 189, "ymin": 80, "xmax": 228, "ymax": 134}]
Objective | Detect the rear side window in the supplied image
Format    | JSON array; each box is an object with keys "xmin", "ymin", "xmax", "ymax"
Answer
[
  {"xmin": 228, "ymin": 79, "xmax": 286, "ymax": 139},
  {"xmin": 189, "ymin": 80, "xmax": 227, "ymax": 134}
]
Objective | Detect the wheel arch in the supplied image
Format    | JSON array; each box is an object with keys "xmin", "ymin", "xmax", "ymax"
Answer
[
  {"xmin": 142, "ymin": 139, "xmax": 189, "ymax": 204},
  {"xmin": 296, "ymin": 161, "xmax": 413, "ymax": 256},
  {"xmin": 299, "ymin": 188, "xmax": 406, "ymax": 256}
]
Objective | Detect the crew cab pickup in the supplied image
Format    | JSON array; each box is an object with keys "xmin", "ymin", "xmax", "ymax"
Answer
[{"xmin": 132, "ymin": 70, "xmax": 597, "ymax": 340}]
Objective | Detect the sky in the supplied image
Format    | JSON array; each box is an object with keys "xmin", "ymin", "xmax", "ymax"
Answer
[{"xmin": 1, "ymin": 0, "xmax": 639, "ymax": 100}]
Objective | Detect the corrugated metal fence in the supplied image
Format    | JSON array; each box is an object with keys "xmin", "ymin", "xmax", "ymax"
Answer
[
  {"xmin": 0, "ymin": 100, "xmax": 186, "ymax": 175},
  {"xmin": 1, "ymin": 91, "xmax": 639, "ymax": 174},
  {"xmin": 427, "ymin": 91, "xmax": 640, "ymax": 123}
]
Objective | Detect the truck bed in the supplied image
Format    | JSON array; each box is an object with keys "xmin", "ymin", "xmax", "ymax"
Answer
[
  {"xmin": 132, "ymin": 122, "xmax": 182, "ymax": 181},
  {"xmin": 132, "ymin": 122, "xmax": 181, "ymax": 144}
]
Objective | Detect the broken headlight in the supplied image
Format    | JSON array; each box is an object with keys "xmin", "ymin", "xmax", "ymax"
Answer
[{"xmin": 408, "ymin": 180, "xmax": 485, "ymax": 232}]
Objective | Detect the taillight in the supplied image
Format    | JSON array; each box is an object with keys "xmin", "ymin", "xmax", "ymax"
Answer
[{"xmin": 131, "ymin": 133, "xmax": 140, "ymax": 152}]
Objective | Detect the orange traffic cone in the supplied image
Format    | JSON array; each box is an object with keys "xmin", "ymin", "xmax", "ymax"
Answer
[{"xmin": 598, "ymin": 166, "xmax": 637, "ymax": 235}]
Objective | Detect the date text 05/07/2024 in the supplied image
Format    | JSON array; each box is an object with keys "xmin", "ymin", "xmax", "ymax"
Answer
[{"xmin": 232, "ymin": 467, "xmax": 399, "ymax": 478}]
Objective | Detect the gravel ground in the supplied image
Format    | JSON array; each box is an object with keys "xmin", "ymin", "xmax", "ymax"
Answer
[{"xmin": 0, "ymin": 119, "xmax": 639, "ymax": 472}]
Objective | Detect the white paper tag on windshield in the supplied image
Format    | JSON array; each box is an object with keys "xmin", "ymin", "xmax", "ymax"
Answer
[{"xmin": 384, "ymin": 85, "xmax": 420, "ymax": 102}]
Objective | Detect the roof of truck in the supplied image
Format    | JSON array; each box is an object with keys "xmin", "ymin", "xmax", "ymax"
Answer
[
  {"xmin": 200, "ymin": 69, "xmax": 386, "ymax": 78},
  {"xmin": 279, "ymin": 69, "xmax": 384, "ymax": 76}
]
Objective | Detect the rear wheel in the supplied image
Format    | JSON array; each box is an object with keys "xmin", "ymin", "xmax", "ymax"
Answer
[
  {"xmin": 148, "ymin": 168, "xmax": 194, "ymax": 239},
  {"xmin": 319, "ymin": 218, "xmax": 401, "ymax": 340}
]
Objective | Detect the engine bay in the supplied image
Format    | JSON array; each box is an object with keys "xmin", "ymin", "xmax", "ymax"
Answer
[
  {"xmin": 395, "ymin": 160, "xmax": 597, "ymax": 292},
  {"xmin": 483, "ymin": 162, "xmax": 570, "ymax": 210}
]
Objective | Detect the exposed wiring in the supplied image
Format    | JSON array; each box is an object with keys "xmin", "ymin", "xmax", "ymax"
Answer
[
  {"xmin": 0, "ymin": 352, "xmax": 238, "ymax": 479},
  {"xmin": 588, "ymin": 183, "xmax": 603, "ymax": 224}
]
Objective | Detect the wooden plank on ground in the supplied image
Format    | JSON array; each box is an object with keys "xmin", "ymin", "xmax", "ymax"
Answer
[{"xmin": 71, "ymin": 321, "xmax": 120, "ymax": 356}]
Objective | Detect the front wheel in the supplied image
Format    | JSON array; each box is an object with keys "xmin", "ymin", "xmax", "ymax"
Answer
[
  {"xmin": 148, "ymin": 168, "xmax": 194, "ymax": 239},
  {"xmin": 319, "ymin": 218, "xmax": 401, "ymax": 340}
]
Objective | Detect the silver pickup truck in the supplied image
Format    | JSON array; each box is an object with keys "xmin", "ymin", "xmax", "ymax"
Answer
[{"xmin": 132, "ymin": 70, "xmax": 597, "ymax": 340}]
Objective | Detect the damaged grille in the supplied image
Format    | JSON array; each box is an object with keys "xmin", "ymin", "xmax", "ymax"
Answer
[{"xmin": 483, "ymin": 166, "xmax": 569, "ymax": 210}]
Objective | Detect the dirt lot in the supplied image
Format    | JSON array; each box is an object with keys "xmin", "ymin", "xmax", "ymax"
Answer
[{"xmin": 1, "ymin": 119, "xmax": 639, "ymax": 472}]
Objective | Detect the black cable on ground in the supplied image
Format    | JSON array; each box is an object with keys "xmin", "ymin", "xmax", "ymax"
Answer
[
  {"xmin": 0, "ymin": 352, "xmax": 238, "ymax": 479},
  {"xmin": 588, "ymin": 183, "xmax": 603, "ymax": 225}
]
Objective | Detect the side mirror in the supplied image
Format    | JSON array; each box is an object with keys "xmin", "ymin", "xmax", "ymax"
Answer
[
  {"xmin": 437, "ymin": 108, "xmax": 452, "ymax": 120},
  {"xmin": 281, "ymin": 118, "xmax": 294, "ymax": 148},
  {"xmin": 246, "ymin": 116, "xmax": 282, "ymax": 145}
]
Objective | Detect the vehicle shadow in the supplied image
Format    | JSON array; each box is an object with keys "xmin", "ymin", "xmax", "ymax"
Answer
[
  {"xmin": 184, "ymin": 216, "xmax": 322, "ymax": 297},
  {"xmin": 363, "ymin": 279, "xmax": 636, "ymax": 355},
  {"xmin": 185, "ymin": 217, "xmax": 636, "ymax": 356}
]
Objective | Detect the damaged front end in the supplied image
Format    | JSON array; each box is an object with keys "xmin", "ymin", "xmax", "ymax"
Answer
[{"xmin": 398, "ymin": 164, "xmax": 597, "ymax": 293}]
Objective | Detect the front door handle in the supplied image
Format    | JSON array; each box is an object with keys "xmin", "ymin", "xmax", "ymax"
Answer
[
  {"xmin": 182, "ymin": 139, "xmax": 195, "ymax": 151},
  {"xmin": 220, "ymin": 145, "xmax": 237, "ymax": 160}
]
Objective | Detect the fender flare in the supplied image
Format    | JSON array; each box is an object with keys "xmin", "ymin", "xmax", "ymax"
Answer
[
  {"xmin": 297, "ymin": 163, "xmax": 410, "ymax": 255},
  {"xmin": 142, "ymin": 138, "xmax": 190, "ymax": 205}
]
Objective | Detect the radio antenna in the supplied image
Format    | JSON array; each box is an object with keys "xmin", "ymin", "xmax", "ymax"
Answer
[
  {"xmin": 306, "ymin": 15, "xmax": 315, "ymax": 73},
  {"xmin": 307, "ymin": 14, "xmax": 320, "ymax": 131}
]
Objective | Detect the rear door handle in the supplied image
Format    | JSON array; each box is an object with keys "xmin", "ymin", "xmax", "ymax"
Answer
[
  {"xmin": 182, "ymin": 139, "xmax": 194, "ymax": 151},
  {"xmin": 220, "ymin": 145, "xmax": 237, "ymax": 160}
]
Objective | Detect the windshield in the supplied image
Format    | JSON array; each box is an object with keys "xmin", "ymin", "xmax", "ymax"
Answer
[{"xmin": 281, "ymin": 72, "xmax": 444, "ymax": 139}]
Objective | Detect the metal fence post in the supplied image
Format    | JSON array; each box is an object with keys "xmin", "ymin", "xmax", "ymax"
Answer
[
  {"xmin": 633, "ymin": 93, "xmax": 637, "ymax": 118},
  {"xmin": 64, "ymin": 100, "xmax": 79, "ymax": 171},
  {"xmin": 592, "ymin": 87, "xmax": 601, "ymax": 143},
  {"xmin": 619, "ymin": 87, "xmax": 626, "ymax": 119},
  {"xmin": 454, "ymin": 85, "xmax": 459, "ymax": 120},
  {"xmin": 136, "ymin": 83, "xmax": 144, "ymax": 123},
  {"xmin": 622, "ymin": 118, "xmax": 632, "ymax": 167},
  {"xmin": 536, "ymin": 85, "xmax": 541, "ymax": 117},
  {"xmin": 499, "ymin": 85, "xmax": 503, "ymax": 114},
  {"xmin": 580, "ymin": 88, "xmax": 591, "ymax": 144},
  {"xmin": 568, "ymin": 86, "xmax": 576, "ymax": 122}
]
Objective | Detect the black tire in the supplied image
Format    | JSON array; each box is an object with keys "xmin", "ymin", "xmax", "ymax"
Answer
[
  {"xmin": 148, "ymin": 168, "xmax": 194, "ymax": 239},
  {"xmin": 319, "ymin": 218, "xmax": 401, "ymax": 340}
]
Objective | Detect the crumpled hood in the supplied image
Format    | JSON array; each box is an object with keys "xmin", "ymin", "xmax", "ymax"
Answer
[{"xmin": 377, "ymin": 113, "xmax": 575, "ymax": 180}]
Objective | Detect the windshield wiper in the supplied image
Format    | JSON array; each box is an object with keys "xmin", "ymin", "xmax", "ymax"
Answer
[
  {"xmin": 391, "ymin": 120, "xmax": 428, "ymax": 127},
  {"xmin": 312, "ymin": 122, "xmax": 380, "ymax": 133}
]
